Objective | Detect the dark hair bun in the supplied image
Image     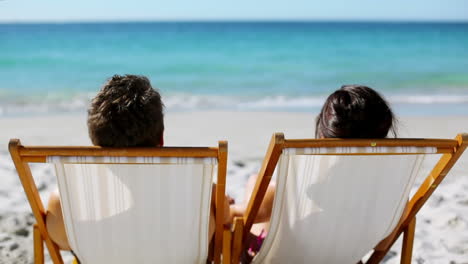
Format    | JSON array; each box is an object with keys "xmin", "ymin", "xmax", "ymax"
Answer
[{"xmin": 316, "ymin": 85, "xmax": 396, "ymax": 138}]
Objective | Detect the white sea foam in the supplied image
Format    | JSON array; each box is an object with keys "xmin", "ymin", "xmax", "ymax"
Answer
[
  {"xmin": 389, "ymin": 95, "xmax": 468, "ymax": 104},
  {"xmin": 0, "ymin": 93, "xmax": 468, "ymax": 116},
  {"xmin": 236, "ymin": 96, "xmax": 326, "ymax": 109}
]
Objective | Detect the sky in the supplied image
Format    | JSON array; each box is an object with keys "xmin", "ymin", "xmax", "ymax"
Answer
[{"xmin": 0, "ymin": 0, "xmax": 467, "ymax": 22}]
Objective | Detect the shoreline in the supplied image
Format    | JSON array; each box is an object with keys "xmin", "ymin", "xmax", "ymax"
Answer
[
  {"xmin": 2, "ymin": 92, "xmax": 468, "ymax": 118},
  {"xmin": 1, "ymin": 111, "xmax": 468, "ymax": 155}
]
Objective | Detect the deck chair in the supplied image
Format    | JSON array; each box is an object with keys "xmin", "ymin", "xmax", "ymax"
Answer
[
  {"xmin": 227, "ymin": 133, "xmax": 467, "ymax": 264},
  {"xmin": 9, "ymin": 139, "xmax": 228, "ymax": 264}
]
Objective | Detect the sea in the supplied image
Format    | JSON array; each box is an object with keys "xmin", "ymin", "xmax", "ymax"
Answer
[{"xmin": 0, "ymin": 21, "xmax": 467, "ymax": 116}]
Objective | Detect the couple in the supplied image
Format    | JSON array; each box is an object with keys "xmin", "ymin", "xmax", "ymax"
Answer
[{"xmin": 46, "ymin": 74, "xmax": 397, "ymax": 261}]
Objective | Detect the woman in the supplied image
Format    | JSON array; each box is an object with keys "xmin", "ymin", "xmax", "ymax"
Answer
[{"xmin": 230, "ymin": 85, "xmax": 397, "ymax": 261}]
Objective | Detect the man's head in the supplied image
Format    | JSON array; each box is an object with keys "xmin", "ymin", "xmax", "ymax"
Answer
[{"xmin": 88, "ymin": 74, "xmax": 164, "ymax": 147}]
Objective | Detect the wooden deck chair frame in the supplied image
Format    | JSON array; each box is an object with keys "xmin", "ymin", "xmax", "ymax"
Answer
[
  {"xmin": 9, "ymin": 139, "xmax": 228, "ymax": 264},
  {"xmin": 226, "ymin": 133, "xmax": 467, "ymax": 264}
]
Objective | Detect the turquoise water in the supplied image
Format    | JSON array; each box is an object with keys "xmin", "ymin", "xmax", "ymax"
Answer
[{"xmin": 0, "ymin": 22, "xmax": 468, "ymax": 115}]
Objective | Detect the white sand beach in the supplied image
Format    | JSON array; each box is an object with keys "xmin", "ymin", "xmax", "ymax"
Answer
[{"xmin": 0, "ymin": 112, "xmax": 467, "ymax": 263}]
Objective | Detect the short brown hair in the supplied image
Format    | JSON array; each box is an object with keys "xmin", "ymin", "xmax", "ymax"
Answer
[{"xmin": 88, "ymin": 74, "xmax": 164, "ymax": 147}]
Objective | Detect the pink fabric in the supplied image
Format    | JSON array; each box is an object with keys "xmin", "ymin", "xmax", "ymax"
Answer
[{"xmin": 248, "ymin": 229, "xmax": 267, "ymax": 257}]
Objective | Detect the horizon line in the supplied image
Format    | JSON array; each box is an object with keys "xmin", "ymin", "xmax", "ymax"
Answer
[{"xmin": 1, "ymin": 18, "xmax": 468, "ymax": 24}]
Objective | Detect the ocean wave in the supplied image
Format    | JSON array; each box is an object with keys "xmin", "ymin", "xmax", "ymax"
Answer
[
  {"xmin": 388, "ymin": 95, "xmax": 468, "ymax": 104},
  {"xmin": 165, "ymin": 94, "xmax": 468, "ymax": 110},
  {"xmin": 163, "ymin": 95, "xmax": 328, "ymax": 110},
  {"xmin": 1, "ymin": 93, "xmax": 468, "ymax": 116}
]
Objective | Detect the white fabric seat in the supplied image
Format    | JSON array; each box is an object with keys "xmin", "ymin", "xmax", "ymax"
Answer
[
  {"xmin": 48, "ymin": 156, "xmax": 217, "ymax": 264},
  {"xmin": 252, "ymin": 147, "xmax": 433, "ymax": 264}
]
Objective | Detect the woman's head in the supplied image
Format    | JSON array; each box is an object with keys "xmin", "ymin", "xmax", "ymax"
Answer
[{"xmin": 315, "ymin": 85, "xmax": 396, "ymax": 138}]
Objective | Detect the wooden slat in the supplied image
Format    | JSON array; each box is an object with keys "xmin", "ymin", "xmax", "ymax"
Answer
[
  {"xmin": 283, "ymin": 138, "xmax": 458, "ymax": 149},
  {"xmin": 222, "ymin": 228, "xmax": 232, "ymax": 264},
  {"xmin": 17, "ymin": 145, "xmax": 219, "ymax": 158},
  {"xmin": 282, "ymin": 150, "xmax": 453, "ymax": 155},
  {"xmin": 231, "ymin": 217, "xmax": 244, "ymax": 264},
  {"xmin": 243, "ymin": 133, "xmax": 284, "ymax": 240},
  {"xmin": 401, "ymin": 217, "xmax": 416, "ymax": 264},
  {"xmin": 214, "ymin": 141, "xmax": 228, "ymax": 264},
  {"xmin": 22, "ymin": 156, "xmax": 47, "ymax": 163},
  {"xmin": 33, "ymin": 224, "xmax": 44, "ymax": 264},
  {"xmin": 21, "ymin": 148, "xmax": 453, "ymax": 163}
]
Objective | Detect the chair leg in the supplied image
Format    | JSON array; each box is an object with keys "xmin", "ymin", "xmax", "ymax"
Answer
[
  {"xmin": 400, "ymin": 217, "xmax": 416, "ymax": 264},
  {"xmin": 207, "ymin": 237, "xmax": 214, "ymax": 264},
  {"xmin": 231, "ymin": 218, "xmax": 244, "ymax": 264},
  {"xmin": 223, "ymin": 228, "xmax": 232, "ymax": 264},
  {"xmin": 366, "ymin": 249, "xmax": 388, "ymax": 264},
  {"xmin": 33, "ymin": 224, "xmax": 44, "ymax": 264},
  {"xmin": 367, "ymin": 222, "xmax": 406, "ymax": 264}
]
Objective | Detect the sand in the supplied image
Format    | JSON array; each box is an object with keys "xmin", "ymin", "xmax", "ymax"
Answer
[{"xmin": 0, "ymin": 112, "xmax": 467, "ymax": 263}]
